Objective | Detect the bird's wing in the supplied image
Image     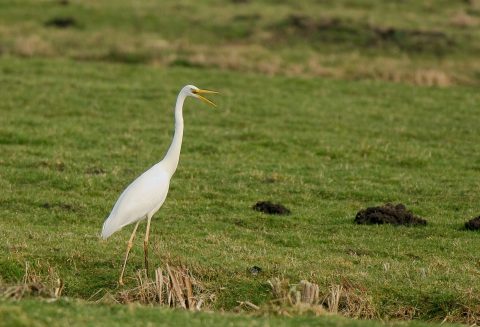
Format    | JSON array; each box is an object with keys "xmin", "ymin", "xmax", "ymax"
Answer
[{"xmin": 101, "ymin": 166, "xmax": 171, "ymax": 239}]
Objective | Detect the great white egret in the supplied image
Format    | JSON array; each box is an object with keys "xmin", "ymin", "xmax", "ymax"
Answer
[{"xmin": 101, "ymin": 85, "xmax": 218, "ymax": 285}]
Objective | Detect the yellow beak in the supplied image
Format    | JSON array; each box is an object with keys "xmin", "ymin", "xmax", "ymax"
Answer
[{"xmin": 193, "ymin": 89, "xmax": 219, "ymax": 107}]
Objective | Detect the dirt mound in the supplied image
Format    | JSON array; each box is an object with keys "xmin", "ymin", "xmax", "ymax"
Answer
[
  {"xmin": 354, "ymin": 203, "xmax": 427, "ymax": 226},
  {"xmin": 465, "ymin": 216, "xmax": 480, "ymax": 230},
  {"xmin": 45, "ymin": 17, "xmax": 78, "ymax": 29},
  {"xmin": 253, "ymin": 201, "xmax": 290, "ymax": 215}
]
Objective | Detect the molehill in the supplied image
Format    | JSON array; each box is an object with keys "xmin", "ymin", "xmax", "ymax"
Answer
[
  {"xmin": 253, "ymin": 201, "xmax": 290, "ymax": 215},
  {"xmin": 465, "ymin": 216, "xmax": 480, "ymax": 231},
  {"xmin": 354, "ymin": 203, "xmax": 427, "ymax": 226}
]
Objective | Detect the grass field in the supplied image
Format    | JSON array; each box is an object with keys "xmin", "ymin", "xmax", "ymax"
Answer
[
  {"xmin": 2, "ymin": 300, "xmax": 454, "ymax": 327},
  {"xmin": 1, "ymin": 1, "xmax": 480, "ymax": 326},
  {"xmin": 1, "ymin": 58, "xmax": 479, "ymax": 325},
  {"xmin": 1, "ymin": 0, "xmax": 480, "ymax": 85}
]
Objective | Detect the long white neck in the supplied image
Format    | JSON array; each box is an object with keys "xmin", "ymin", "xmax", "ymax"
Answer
[{"xmin": 163, "ymin": 92, "xmax": 185, "ymax": 176}]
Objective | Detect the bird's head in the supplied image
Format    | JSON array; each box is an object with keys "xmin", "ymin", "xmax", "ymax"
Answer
[{"xmin": 183, "ymin": 85, "xmax": 219, "ymax": 107}]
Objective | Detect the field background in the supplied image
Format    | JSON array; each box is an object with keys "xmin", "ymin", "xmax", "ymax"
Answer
[{"xmin": 1, "ymin": 1, "xmax": 479, "ymax": 326}]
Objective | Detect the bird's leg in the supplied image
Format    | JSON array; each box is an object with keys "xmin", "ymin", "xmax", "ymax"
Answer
[
  {"xmin": 118, "ymin": 221, "xmax": 140, "ymax": 286},
  {"xmin": 144, "ymin": 215, "xmax": 152, "ymax": 277}
]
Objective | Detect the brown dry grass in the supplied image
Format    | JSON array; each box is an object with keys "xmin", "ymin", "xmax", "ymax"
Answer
[
  {"xmin": 0, "ymin": 23, "xmax": 477, "ymax": 87},
  {"xmin": 450, "ymin": 11, "xmax": 478, "ymax": 28},
  {"xmin": 268, "ymin": 278, "xmax": 480, "ymax": 324},
  {"xmin": 97, "ymin": 264, "xmax": 215, "ymax": 311},
  {"xmin": 438, "ymin": 288, "xmax": 480, "ymax": 326},
  {"xmin": 267, "ymin": 277, "xmax": 377, "ymax": 319},
  {"xmin": 13, "ymin": 35, "xmax": 55, "ymax": 57},
  {"xmin": 0, "ymin": 262, "xmax": 63, "ymax": 300}
]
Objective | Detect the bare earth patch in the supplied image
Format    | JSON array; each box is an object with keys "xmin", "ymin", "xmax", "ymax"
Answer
[
  {"xmin": 44, "ymin": 17, "xmax": 78, "ymax": 29},
  {"xmin": 354, "ymin": 203, "xmax": 427, "ymax": 226},
  {"xmin": 465, "ymin": 216, "xmax": 480, "ymax": 230},
  {"xmin": 253, "ymin": 201, "xmax": 291, "ymax": 215}
]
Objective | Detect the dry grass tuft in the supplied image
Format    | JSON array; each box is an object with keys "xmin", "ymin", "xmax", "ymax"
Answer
[
  {"xmin": 392, "ymin": 306, "xmax": 417, "ymax": 320},
  {"xmin": 111, "ymin": 264, "xmax": 214, "ymax": 310},
  {"xmin": 268, "ymin": 278, "xmax": 325, "ymax": 316},
  {"xmin": 441, "ymin": 289, "xmax": 480, "ymax": 325},
  {"xmin": 13, "ymin": 36, "xmax": 54, "ymax": 57},
  {"xmin": 0, "ymin": 262, "xmax": 63, "ymax": 300},
  {"xmin": 352, "ymin": 62, "xmax": 454, "ymax": 87},
  {"xmin": 450, "ymin": 11, "xmax": 478, "ymax": 28},
  {"xmin": 269, "ymin": 278, "xmax": 480, "ymax": 323},
  {"xmin": 268, "ymin": 277, "xmax": 377, "ymax": 319},
  {"xmin": 413, "ymin": 69, "xmax": 453, "ymax": 87},
  {"xmin": 334, "ymin": 279, "xmax": 377, "ymax": 319},
  {"xmin": 235, "ymin": 300, "xmax": 260, "ymax": 312}
]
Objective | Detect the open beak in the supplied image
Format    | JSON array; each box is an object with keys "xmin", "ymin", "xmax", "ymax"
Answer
[{"xmin": 193, "ymin": 89, "xmax": 219, "ymax": 107}]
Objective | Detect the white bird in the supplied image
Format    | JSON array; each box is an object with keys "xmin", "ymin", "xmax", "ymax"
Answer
[{"xmin": 101, "ymin": 85, "xmax": 218, "ymax": 285}]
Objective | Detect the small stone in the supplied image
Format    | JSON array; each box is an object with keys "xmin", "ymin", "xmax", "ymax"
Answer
[{"xmin": 249, "ymin": 266, "xmax": 262, "ymax": 276}]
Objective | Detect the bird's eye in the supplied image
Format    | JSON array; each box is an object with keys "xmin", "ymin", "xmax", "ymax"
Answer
[{"xmin": 191, "ymin": 89, "xmax": 197, "ymax": 94}]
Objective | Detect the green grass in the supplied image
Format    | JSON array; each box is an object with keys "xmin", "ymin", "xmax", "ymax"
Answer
[
  {"xmin": 0, "ymin": 299, "xmax": 453, "ymax": 327},
  {"xmin": 0, "ymin": 57, "xmax": 479, "ymax": 325},
  {"xmin": 1, "ymin": 1, "xmax": 480, "ymax": 325}
]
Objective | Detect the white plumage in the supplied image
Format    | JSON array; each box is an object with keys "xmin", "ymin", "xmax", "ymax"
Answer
[
  {"xmin": 101, "ymin": 84, "xmax": 218, "ymax": 285},
  {"xmin": 101, "ymin": 165, "xmax": 170, "ymax": 239}
]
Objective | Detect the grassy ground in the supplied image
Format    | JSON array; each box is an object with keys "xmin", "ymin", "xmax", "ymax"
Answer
[
  {"xmin": 1, "ymin": 1, "xmax": 480, "ymax": 326},
  {"xmin": 0, "ymin": 300, "xmax": 455, "ymax": 327},
  {"xmin": 1, "ymin": 0, "xmax": 480, "ymax": 85},
  {"xmin": 0, "ymin": 57, "xmax": 479, "ymax": 325}
]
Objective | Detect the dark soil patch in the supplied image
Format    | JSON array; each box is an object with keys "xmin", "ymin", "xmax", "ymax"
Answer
[
  {"xmin": 233, "ymin": 14, "xmax": 261, "ymax": 22},
  {"xmin": 44, "ymin": 17, "xmax": 78, "ymax": 29},
  {"xmin": 347, "ymin": 248, "xmax": 370, "ymax": 257},
  {"xmin": 103, "ymin": 49, "xmax": 151, "ymax": 64},
  {"xmin": 465, "ymin": 216, "xmax": 480, "ymax": 230},
  {"xmin": 169, "ymin": 59, "xmax": 204, "ymax": 68},
  {"xmin": 41, "ymin": 202, "xmax": 74, "ymax": 211},
  {"xmin": 273, "ymin": 15, "xmax": 455, "ymax": 55},
  {"xmin": 354, "ymin": 203, "xmax": 427, "ymax": 226},
  {"xmin": 253, "ymin": 201, "xmax": 290, "ymax": 215},
  {"xmin": 233, "ymin": 218, "xmax": 247, "ymax": 227},
  {"xmin": 39, "ymin": 160, "xmax": 65, "ymax": 171},
  {"xmin": 85, "ymin": 167, "xmax": 106, "ymax": 175}
]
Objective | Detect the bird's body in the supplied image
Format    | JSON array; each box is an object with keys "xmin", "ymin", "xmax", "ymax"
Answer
[
  {"xmin": 101, "ymin": 164, "xmax": 170, "ymax": 239},
  {"xmin": 101, "ymin": 85, "xmax": 218, "ymax": 285}
]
